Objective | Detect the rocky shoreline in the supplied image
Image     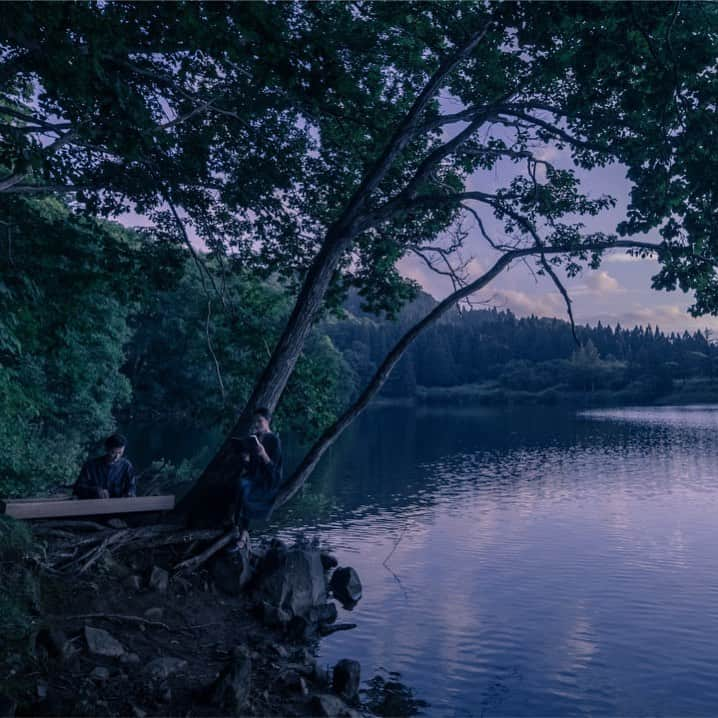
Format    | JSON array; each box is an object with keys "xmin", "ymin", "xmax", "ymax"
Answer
[{"xmin": 0, "ymin": 520, "xmax": 372, "ymax": 718}]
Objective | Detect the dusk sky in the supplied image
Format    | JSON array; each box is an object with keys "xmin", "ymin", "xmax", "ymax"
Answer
[{"xmin": 398, "ymin": 119, "xmax": 717, "ymax": 337}]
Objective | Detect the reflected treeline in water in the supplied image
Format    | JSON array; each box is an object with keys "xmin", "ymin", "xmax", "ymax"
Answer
[{"xmin": 279, "ymin": 404, "xmax": 718, "ymax": 529}]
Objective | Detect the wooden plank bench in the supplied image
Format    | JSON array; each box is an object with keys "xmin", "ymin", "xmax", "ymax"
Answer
[{"xmin": 0, "ymin": 495, "xmax": 175, "ymax": 520}]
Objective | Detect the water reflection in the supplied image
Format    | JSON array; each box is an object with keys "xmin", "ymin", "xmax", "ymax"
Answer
[{"xmin": 273, "ymin": 405, "xmax": 718, "ymax": 717}]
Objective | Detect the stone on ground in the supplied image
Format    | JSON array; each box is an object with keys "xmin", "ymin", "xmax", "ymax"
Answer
[
  {"xmin": 329, "ymin": 567, "xmax": 362, "ymax": 607},
  {"xmin": 84, "ymin": 626, "xmax": 124, "ymax": 657},
  {"xmin": 332, "ymin": 659, "xmax": 361, "ymax": 701},
  {"xmin": 254, "ymin": 548, "xmax": 327, "ymax": 620},
  {"xmin": 144, "ymin": 656, "xmax": 187, "ymax": 680},
  {"xmin": 209, "ymin": 648, "xmax": 251, "ymax": 716},
  {"xmin": 148, "ymin": 566, "xmax": 169, "ymax": 593}
]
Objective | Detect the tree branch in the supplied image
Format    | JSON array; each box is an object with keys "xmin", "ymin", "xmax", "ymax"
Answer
[{"xmin": 273, "ymin": 238, "xmax": 662, "ymax": 508}]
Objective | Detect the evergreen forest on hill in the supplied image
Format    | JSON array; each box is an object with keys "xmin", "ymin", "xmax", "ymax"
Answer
[{"xmin": 330, "ymin": 293, "xmax": 718, "ymax": 406}]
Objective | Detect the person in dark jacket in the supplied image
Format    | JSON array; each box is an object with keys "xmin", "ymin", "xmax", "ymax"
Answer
[
  {"xmin": 73, "ymin": 433, "xmax": 137, "ymax": 499},
  {"xmin": 232, "ymin": 408, "xmax": 283, "ymax": 546}
]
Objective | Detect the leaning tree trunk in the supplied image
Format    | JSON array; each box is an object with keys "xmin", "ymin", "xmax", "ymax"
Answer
[
  {"xmin": 175, "ymin": 31, "xmax": 488, "ymax": 527},
  {"xmin": 175, "ymin": 225, "xmax": 355, "ymax": 526}
]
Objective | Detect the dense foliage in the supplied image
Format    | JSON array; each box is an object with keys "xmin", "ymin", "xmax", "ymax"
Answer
[
  {"xmin": 0, "ymin": 196, "xmax": 350, "ymax": 497},
  {"xmin": 0, "ymin": 196, "xmax": 149, "ymax": 496}
]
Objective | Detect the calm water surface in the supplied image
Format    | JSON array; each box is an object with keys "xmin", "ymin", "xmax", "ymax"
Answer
[{"xmin": 272, "ymin": 405, "xmax": 718, "ymax": 717}]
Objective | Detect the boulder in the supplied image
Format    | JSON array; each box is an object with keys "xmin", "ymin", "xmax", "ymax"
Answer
[
  {"xmin": 332, "ymin": 659, "xmax": 360, "ymax": 702},
  {"xmin": 84, "ymin": 626, "xmax": 124, "ymax": 658},
  {"xmin": 209, "ymin": 649, "xmax": 251, "ymax": 716},
  {"xmin": 254, "ymin": 549, "xmax": 327, "ymax": 621},
  {"xmin": 144, "ymin": 657, "xmax": 187, "ymax": 681},
  {"xmin": 120, "ymin": 652, "xmax": 140, "ymax": 666},
  {"xmin": 329, "ymin": 567, "xmax": 362, "ymax": 608},
  {"xmin": 143, "ymin": 607, "xmax": 164, "ymax": 621},
  {"xmin": 148, "ymin": 566, "xmax": 169, "ymax": 593}
]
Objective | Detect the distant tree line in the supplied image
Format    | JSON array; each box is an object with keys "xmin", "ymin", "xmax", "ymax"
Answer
[{"xmin": 327, "ymin": 294, "xmax": 718, "ymax": 405}]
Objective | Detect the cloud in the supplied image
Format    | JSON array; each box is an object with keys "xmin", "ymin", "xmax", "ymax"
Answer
[
  {"xmin": 481, "ymin": 289, "xmax": 566, "ymax": 318},
  {"xmin": 583, "ymin": 270, "xmax": 622, "ymax": 293}
]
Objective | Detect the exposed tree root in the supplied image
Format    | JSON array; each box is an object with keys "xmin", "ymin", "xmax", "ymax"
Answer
[
  {"xmin": 36, "ymin": 523, "xmax": 230, "ymax": 575},
  {"xmin": 173, "ymin": 527, "xmax": 238, "ymax": 574}
]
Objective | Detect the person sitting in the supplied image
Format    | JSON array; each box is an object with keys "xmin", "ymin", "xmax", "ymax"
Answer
[
  {"xmin": 232, "ymin": 407, "xmax": 283, "ymax": 547},
  {"xmin": 73, "ymin": 433, "xmax": 137, "ymax": 499}
]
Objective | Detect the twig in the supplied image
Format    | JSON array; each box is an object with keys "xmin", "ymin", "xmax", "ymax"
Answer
[
  {"xmin": 50, "ymin": 613, "xmax": 170, "ymax": 630},
  {"xmin": 173, "ymin": 528, "xmax": 238, "ymax": 574}
]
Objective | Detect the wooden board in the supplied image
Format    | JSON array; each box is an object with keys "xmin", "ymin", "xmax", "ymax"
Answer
[{"xmin": 0, "ymin": 495, "xmax": 175, "ymax": 520}]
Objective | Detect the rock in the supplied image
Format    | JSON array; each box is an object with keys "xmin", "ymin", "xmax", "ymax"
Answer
[
  {"xmin": 271, "ymin": 643, "xmax": 289, "ymax": 658},
  {"xmin": 144, "ymin": 656, "xmax": 187, "ymax": 680},
  {"xmin": 106, "ymin": 518, "xmax": 127, "ymax": 529},
  {"xmin": 143, "ymin": 607, "xmax": 164, "ymax": 621},
  {"xmin": 130, "ymin": 705, "xmax": 146, "ymax": 718},
  {"xmin": 309, "ymin": 602, "xmax": 338, "ymax": 625},
  {"xmin": 123, "ymin": 574, "xmax": 142, "ymax": 591},
  {"xmin": 100, "ymin": 555, "xmax": 131, "ymax": 579},
  {"xmin": 211, "ymin": 553, "xmax": 253, "ymax": 596},
  {"xmin": 313, "ymin": 663, "xmax": 331, "ymax": 687},
  {"xmin": 209, "ymin": 649, "xmax": 251, "ymax": 716},
  {"xmin": 333, "ymin": 659, "xmax": 360, "ymax": 702},
  {"xmin": 90, "ymin": 667, "xmax": 110, "ymax": 682},
  {"xmin": 36, "ymin": 682, "xmax": 47, "ymax": 700},
  {"xmin": 254, "ymin": 549, "xmax": 327, "ymax": 621},
  {"xmin": 84, "ymin": 626, "xmax": 124, "ymax": 657},
  {"xmin": 312, "ymin": 693, "xmax": 362, "ymax": 718},
  {"xmin": 329, "ymin": 567, "xmax": 362, "ymax": 608},
  {"xmin": 148, "ymin": 566, "xmax": 169, "ymax": 593},
  {"xmin": 35, "ymin": 626, "xmax": 69, "ymax": 662},
  {"xmin": 120, "ymin": 652, "xmax": 140, "ymax": 666},
  {"xmin": 320, "ymin": 553, "xmax": 338, "ymax": 571},
  {"xmin": 261, "ymin": 601, "xmax": 293, "ymax": 627},
  {"xmin": 0, "ymin": 694, "xmax": 16, "ymax": 717}
]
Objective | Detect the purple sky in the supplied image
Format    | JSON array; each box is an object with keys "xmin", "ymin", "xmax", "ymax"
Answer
[{"xmin": 399, "ymin": 154, "xmax": 716, "ymax": 336}]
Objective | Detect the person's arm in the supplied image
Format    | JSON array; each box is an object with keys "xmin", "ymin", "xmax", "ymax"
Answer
[
  {"xmin": 73, "ymin": 461, "xmax": 106, "ymax": 499},
  {"xmin": 258, "ymin": 434, "xmax": 283, "ymax": 489}
]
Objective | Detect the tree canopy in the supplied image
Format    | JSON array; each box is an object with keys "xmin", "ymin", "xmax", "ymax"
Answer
[{"xmin": 2, "ymin": 1, "xmax": 717, "ymax": 513}]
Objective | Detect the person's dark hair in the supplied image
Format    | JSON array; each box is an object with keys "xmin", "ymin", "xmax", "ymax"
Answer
[
  {"xmin": 105, "ymin": 433, "xmax": 127, "ymax": 450},
  {"xmin": 253, "ymin": 407, "xmax": 271, "ymax": 422}
]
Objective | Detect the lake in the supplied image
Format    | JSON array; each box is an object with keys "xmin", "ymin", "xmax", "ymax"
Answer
[{"xmin": 272, "ymin": 404, "xmax": 718, "ymax": 717}]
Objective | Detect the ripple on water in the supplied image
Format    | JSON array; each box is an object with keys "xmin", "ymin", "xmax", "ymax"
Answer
[{"xmin": 276, "ymin": 405, "xmax": 718, "ymax": 716}]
